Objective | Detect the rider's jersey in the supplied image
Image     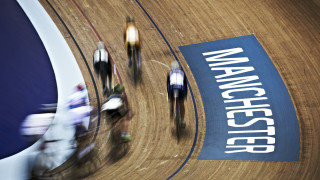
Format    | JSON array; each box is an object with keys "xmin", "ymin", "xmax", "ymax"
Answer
[
  {"xmin": 93, "ymin": 48, "xmax": 108, "ymax": 64},
  {"xmin": 20, "ymin": 113, "xmax": 54, "ymax": 136},
  {"xmin": 124, "ymin": 24, "xmax": 140, "ymax": 48},
  {"xmin": 167, "ymin": 69, "xmax": 188, "ymax": 98},
  {"xmin": 67, "ymin": 89, "xmax": 88, "ymax": 109},
  {"xmin": 126, "ymin": 26, "xmax": 139, "ymax": 45},
  {"xmin": 101, "ymin": 94, "xmax": 123, "ymax": 111}
]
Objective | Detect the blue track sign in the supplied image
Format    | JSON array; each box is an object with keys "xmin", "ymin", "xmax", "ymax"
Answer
[{"xmin": 179, "ymin": 35, "xmax": 300, "ymax": 161}]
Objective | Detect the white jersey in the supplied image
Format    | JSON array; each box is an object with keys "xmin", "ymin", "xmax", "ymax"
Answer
[
  {"xmin": 126, "ymin": 26, "xmax": 139, "ymax": 44},
  {"xmin": 67, "ymin": 89, "xmax": 87, "ymax": 109},
  {"xmin": 20, "ymin": 113, "xmax": 54, "ymax": 136},
  {"xmin": 93, "ymin": 48, "xmax": 108, "ymax": 64},
  {"xmin": 170, "ymin": 71, "xmax": 184, "ymax": 86},
  {"xmin": 101, "ymin": 97, "xmax": 123, "ymax": 111},
  {"xmin": 68, "ymin": 105, "xmax": 93, "ymax": 125}
]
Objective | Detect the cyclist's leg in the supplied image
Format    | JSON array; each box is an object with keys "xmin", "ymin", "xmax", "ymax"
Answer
[
  {"xmin": 137, "ymin": 46, "xmax": 141, "ymax": 68},
  {"xmin": 117, "ymin": 106, "xmax": 130, "ymax": 141},
  {"xmin": 121, "ymin": 118, "xmax": 131, "ymax": 142},
  {"xmin": 101, "ymin": 63, "xmax": 107, "ymax": 94},
  {"xmin": 94, "ymin": 62, "xmax": 100, "ymax": 79},
  {"xmin": 119, "ymin": 106, "xmax": 128, "ymax": 117},
  {"xmin": 107, "ymin": 61, "xmax": 112, "ymax": 91},
  {"xmin": 127, "ymin": 44, "xmax": 132, "ymax": 67},
  {"xmin": 169, "ymin": 94, "xmax": 174, "ymax": 118},
  {"xmin": 179, "ymin": 98, "xmax": 186, "ymax": 128}
]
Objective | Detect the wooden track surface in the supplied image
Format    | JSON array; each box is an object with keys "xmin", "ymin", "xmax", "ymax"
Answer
[{"xmin": 39, "ymin": 0, "xmax": 320, "ymax": 179}]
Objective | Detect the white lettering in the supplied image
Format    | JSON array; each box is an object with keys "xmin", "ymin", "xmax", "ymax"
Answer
[
  {"xmin": 228, "ymin": 126, "xmax": 275, "ymax": 136},
  {"xmin": 228, "ymin": 117, "xmax": 274, "ymax": 127},
  {"xmin": 227, "ymin": 108, "xmax": 273, "ymax": 118},
  {"xmin": 225, "ymin": 145, "xmax": 275, "ymax": 153},
  {"xmin": 221, "ymin": 87, "xmax": 266, "ymax": 99},
  {"xmin": 203, "ymin": 48, "xmax": 249, "ymax": 67},
  {"xmin": 211, "ymin": 67, "xmax": 254, "ymax": 79},
  {"xmin": 202, "ymin": 48, "xmax": 277, "ymax": 155},
  {"xmin": 224, "ymin": 97, "xmax": 270, "ymax": 110},
  {"xmin": 217, "ymin": 76, "xmax": 261, "ymax": 89},
  {"xmin": 227, "ymin": 136, "xmax": 275, "ymax": 145}
]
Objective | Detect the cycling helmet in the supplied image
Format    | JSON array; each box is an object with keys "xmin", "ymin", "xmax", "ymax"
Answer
[
  {"xmin": 97, "ymin": 41, "xmax": 105, "ymax": 50},
  {"xmin": 171, "ymin": 61, "xmax": 180, "ymax": 70},
  {"xmin": 126, "ymin": 15, "xmax": 134, "ymax": 23},
  {"xmin": 113, "ymin": 84, "xmax": 124, "ymax": 94},
  {"xmin": 77, "ymin": 84, "xmax": 84, "ymax": 91}
]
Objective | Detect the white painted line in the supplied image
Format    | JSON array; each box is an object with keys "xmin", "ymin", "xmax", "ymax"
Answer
[
  {"xmin": 158, "ymin": 160, "xmax": 168, "ymax": 166},
  {"xmin": 139, "ymin": 168, "xmax": 148, "ymax": 171},
  {"xmin": 151, "ymin": 59, "xmax": 170, "ymax": 69}
]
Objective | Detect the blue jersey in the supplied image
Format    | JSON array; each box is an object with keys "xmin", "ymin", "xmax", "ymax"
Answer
[{"xmin": 167, "ymin": 69, "xmax": 188, "ymax": 99}]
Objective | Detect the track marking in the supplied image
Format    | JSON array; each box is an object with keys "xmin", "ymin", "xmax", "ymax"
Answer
[
  {"xmin": 135, "ymin": 1, "xmax": 199, "ymax": 179},
  {"xmin": 151, "ymin": 59, "xmax": 170, "ymax": 69}
]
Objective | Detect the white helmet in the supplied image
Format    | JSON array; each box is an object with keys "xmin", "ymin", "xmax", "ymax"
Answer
[
  {"xmin": 97, "ymin": 41, "xmax": 105, "ymax": 50},
  {"xmin": 171, "ymin": 61, "xmax": 180, "ymax": 70}
]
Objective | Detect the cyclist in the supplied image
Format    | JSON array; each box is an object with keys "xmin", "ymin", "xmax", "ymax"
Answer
[
  {"xmin": 31, "ymin": 141, "xmax": 56, "ymax": 178},
  {"xmin": 67, "ymin": 84, "xmax": 88, "ymax": 109},
  {"xmin": 93, "ymin": 41, "xmax": 112, "ymax": 95},
  {"xmin": 67, "ymin": 84, "xmax": 92, "ymax": 139},
  {"xmin": 123, "ymin": 16, "xmax": 141, "ymax": 68},
  {"xmin": 101, "ymin": 84, "xmax": 131, "ymax": 141},
  {"xmin": 167, "ymin": 61, "xmax": 187, "ymax": 128},
  {"xmin": 20, "ymin": 104, "xmax": 57, "ymax": 142}
]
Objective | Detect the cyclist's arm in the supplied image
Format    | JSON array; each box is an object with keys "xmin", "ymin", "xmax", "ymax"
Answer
[
  {"xmin": 123, "ymin": 25, "xmax": 127, "ymax": 44},
  {"xmin": 138, "ymin": 28, "xmax": 141, "ymax": 49},
  {"xmin": 167, "ymin": 73, "xmax": 170, "ymax": 93}
]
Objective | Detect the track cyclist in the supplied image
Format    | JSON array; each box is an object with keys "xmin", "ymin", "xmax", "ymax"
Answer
[
  {"xmin": 123, "ymin": 15, "xmax": 141, "ymax": 68},
  {"xmin": 167, "ymin": 61, "xmax": 188, "ymax": 128},
  {"xmin": 67, "ymin": 84, "xmax": 92, "ymax": 139},
  {"xmin": 93, "ymin": 41, "xmax": 112, "ymax": 95},
  {"xmin": 101, "ymin": 84, "xmax": 131, "ymax": 142}
]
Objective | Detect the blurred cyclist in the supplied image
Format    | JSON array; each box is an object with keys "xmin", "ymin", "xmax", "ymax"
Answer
[
  {"xmin": 101, "ymin": 84, "xmax": 131, "ymax": 142},
  {"xmin": 124, "ymin": 16, "xmax": 141, "ymax": 68},
  {"xmin": 93, "ymin": 41, "xmax": 112, "ymax": 95},
  {"xmin": 67, "ymin": 84, "xmax": 92, "ymax": 139},
  {"xmin": 68, "ymin": 84, "xmax": 87, "ymax": 109},
  {"xmin": 31, "ymin": 141, "xmax": 57, "ymax": 178},
  {"xmin": 20, "ymin": 104, "xmax": 57, "ymax": 142},
  {"xmin": 167, "ymin": 61, "xmax": 187, "ymax": 128}
]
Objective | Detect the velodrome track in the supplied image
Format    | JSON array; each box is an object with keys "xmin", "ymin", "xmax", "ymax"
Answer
[{"xmin": 37, "ymin": 0, "xmax": 320, "ymax": 179}]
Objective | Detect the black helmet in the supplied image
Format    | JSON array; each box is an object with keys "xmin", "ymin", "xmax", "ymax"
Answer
[{"xmin": 126, "ymin": 15, "xmax": 134, "ymax": 23}]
